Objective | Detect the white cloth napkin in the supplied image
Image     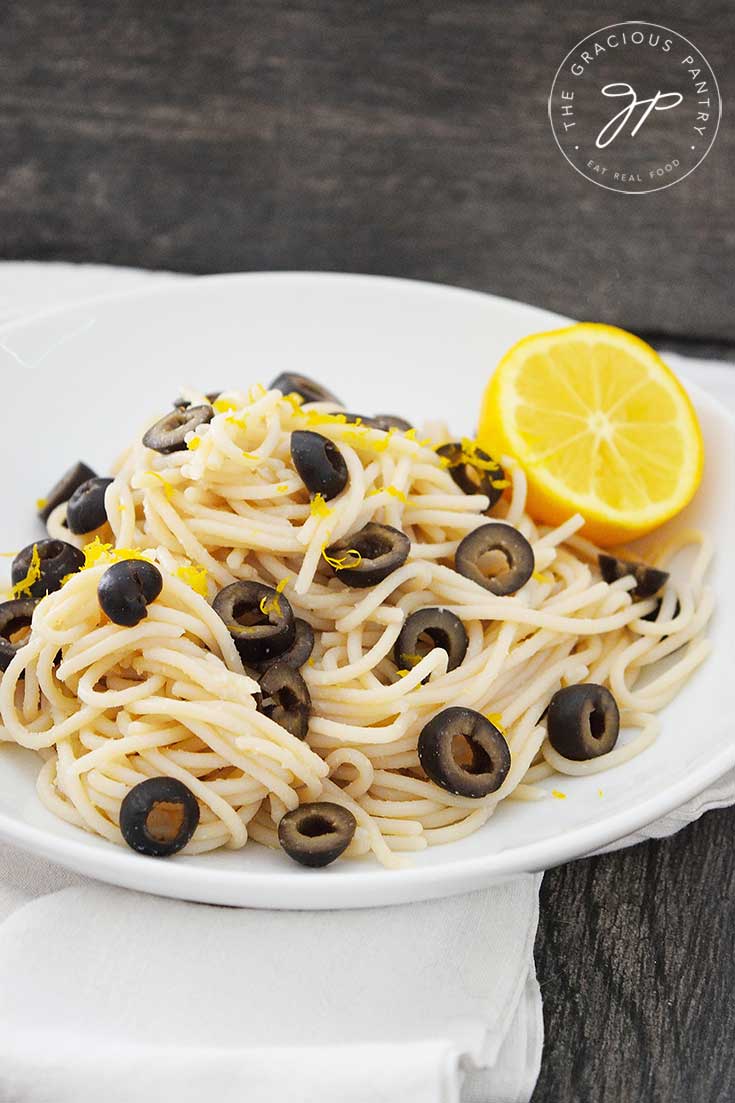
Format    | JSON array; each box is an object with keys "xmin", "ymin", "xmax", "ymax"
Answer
[
  {"xmin": 0, "ymin": 263, "xmax": 542, "ymax": 1103},
  {"xmin": 0, "ymin": 262, "xmax": 733, "ymax": 1103}
]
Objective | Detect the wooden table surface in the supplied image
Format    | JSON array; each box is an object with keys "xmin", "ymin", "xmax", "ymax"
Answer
[{"xmin": 2, "ymin": 3, "xmax": 733, "ymax": 1099}]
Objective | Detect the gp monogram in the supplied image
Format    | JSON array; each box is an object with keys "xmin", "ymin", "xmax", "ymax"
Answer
[{"xmin": 548, "ymin": 21, "xmax": 721, "ymax": 194}]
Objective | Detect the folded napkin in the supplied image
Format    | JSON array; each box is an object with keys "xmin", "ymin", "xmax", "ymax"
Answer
[
  {"xmin": 0, "ymin": 847, "xmax": 542, "ymax": 1103},
  {"xmin": 0, "ymin": 263, "xmax": 732, "ymax": 1103}
]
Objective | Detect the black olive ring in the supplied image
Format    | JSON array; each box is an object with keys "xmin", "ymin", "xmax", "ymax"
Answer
[
  {"xmin": 213, "ymin": 580, "xmax": 296, "ymax": 663},
  {"xmin": 12, "ymin": 540, "xmax": 85, "ymax": 599},
  {"xmin": 341, "ymin": 413, "xmax": 413, "ymax": 433},
  {"xmin": 278, "ymin": 802, "xmax": 357, "ymax": 867},
  {"xmin": 598, "ymin": 553, "xmax": 670, "ymax": 601},
  {"xmin": 269, "ymin": 371, "xmax": 342, "ymax": 406},
  {"xmin": 38, "ymin": 460, "xmax": 97, "ymax": 524},
  {"xmin": 174, "ymin": 391, "xmax": 221, "ymax": 410},
  {"xmin": 455, "ymin": 522, "xmax": 535, "ymax": 596},
  {"xmin": 324, "ymin": 522, "xmax": 410, "ymax": 588},
  {"xmin": 258, "ymin": 661, "xmax": 311, "ymax": 741},
  {"xmin": 142, "ymin": 404, "xmax": 214, "ymax": 455},
  {"xmin": 547, "ymin": 683, "xmax": 620, "ymax": 761},
  {"xmin": 98, "ymin": 560, "xmax": 164, "ymax": 627},
  {"xmin": 290, "ymin": 430, "xmax": 349, "ymax": 500},
  {"xmin": 394, "ymin": 607, "xmax": 468, "ymax": 675},
  {"xmin": 0, "ymin": 599, "xmax": 38, "ymax": 673},
  {"xmin": 437, "ymin": 442, "xmax": 506, "ymax": 508},
  {"xmin": 418, "ymin": 707, "xmax": 511, "ymax": 798},
  {"xmin": 66, "ymin": 477, "xmax": 114, "ymax": 535},
  {"xmin": 371, "ymin": 414, "xmax": 413, "ymax": 432},
  {"xmin": 252, "ymin": 617, "xmax": 315, "ymax": 673},
  {"xmin": 119, "ymin": 776, "xmax": 200, "ymax": 857}
]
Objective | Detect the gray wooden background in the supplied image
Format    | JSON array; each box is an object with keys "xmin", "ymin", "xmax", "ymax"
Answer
[{"xmin": 2, "ymin": 2, "xmax": 734, "ymax": 1100}]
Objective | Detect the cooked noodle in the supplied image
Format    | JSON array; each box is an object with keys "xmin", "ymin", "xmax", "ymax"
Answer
[{"xmin": 1, "ymin": 385, "xmax": 713, "ymax": 867}]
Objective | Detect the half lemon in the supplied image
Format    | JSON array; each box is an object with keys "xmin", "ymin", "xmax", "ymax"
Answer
[{"xmin": 478, "ymin": 323, "xmax": 703, "ymax": 546}]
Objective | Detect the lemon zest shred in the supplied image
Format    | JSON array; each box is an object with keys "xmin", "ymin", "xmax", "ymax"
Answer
[
  {"xmin": 242, "ymin": 451, "xmax": 260, "ymax": 461},
  {"xmin": 403, "ymin": 652, "xmax": 423, "ymax": 668},
  {"xmin": 598, "ymin": 788, "xmax": 604, "ymax": 798},
  {"xmin": 11, "ymin": 544, "xmax": 42, "ymax": 598},
  {"xmin": 342, "ymin": 429, "xmax": 391, "ymax": 454},
  {"xmin": 258, "ymin": 577, "xmax": 289, "ymax": 617},
  {"xmin": 310, "ymin": 493, "xmax": 333, "ymax": 519},
  {"xmin": 259, "ymin": 593, "xmax": 282, "ymax": 617},
  {"xmin": 36, "ymin": 498, "xmax": 48, "ymax": 511},
  {"xmin": 80, "ymin": 537, "xmax": 151, "ymax": 571},
  {"xmin": 485, "ymin": 712, "xmax": 506, "ymax": 734},
  {"xmin": 396, "ymin": 669, "xmax": 410, "ymax": 678},
  {"xmin": 176, "ymin": 564, "xmax": 209, "ymax": 598},
  {"xmin": 491, "ymin": 478, "xmax": 511, "ymax": 490},
  {"xmin": 532, "ymin": 571, "xmax": 551, "ymax": 583},
  {"xmin": 367, "ymin": 485, "xmax": 411, "ymax": 503},
  {"xmin": 303, "ymin": 410, "xmax": 347, "ymax": 428},
  {"xmin": 440, "ymin": 437, "xmax": 502, "ymax": 474},
  {"xmin": 187, "ymin": 436, "xmax": 202, "ymax": 452},
  {"xmin": 213, "ymin": 398, "xmax": 239, "ymax": 414},
  {"xmin": 145, "ymin": 471, "xmax": 175, "ymax": 500},
  {"xmin": 551, "ymin": 789, "xmax": 567, "ymax": 800},
  {"xmin": 404, "ymin": 428, "xmax": 417, "ymax": 441},
  {"xmin": 276, "ymin": 483, "xmax": 290, "ymax": 494},
  {"xmin": 282, "ymin": 393, "xmax": 304, "ymax": 414},
  {"xmin": 321, "ymin": 545, "xmax": 363, "ymax": 571},
  {"xmin": 226, "ymin": 415, "xmax": 247, "ymax": 430}
]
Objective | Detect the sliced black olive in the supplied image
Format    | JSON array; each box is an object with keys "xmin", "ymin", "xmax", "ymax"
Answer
[
  {"xmin": 341, "ymin": 413, "xmax": 413, "ymax": 432},
  {"xmin": 437, "ymin": 442, "xmax": 506, "ymax": 508},
  {"xmin": 290, "ymin": 430, "xmax": 349, "ymax": 500},
  {"xmin": 213, "ymin": 580, "xmax": 296, "ymax": 662},
  {"xmin": 418, "ymin": 707, "xmax": 511, "ymax": 798},
  {"xmin": 371, "ymin": 414, "xmax": 413, "ymax": 432},
  {"xmin": 455, "ymin": 523, "xmax": 534, "ymax": 596},
  {"xmin": 269, "ymin": 372, "xmax": 342, "ymax": 406},
  {"xmin": 642, "ymin": 597, "xmax": 681, "ymax": 624},
  {"xmin": 547, "ymin": 683, "xmax": 619, "ymax": 760},
  {"xmin": 12, "ymin": 540, "xmax": 85, "ymax": 598},
  {"xmin": 142, "ymin": 404, "xmax": 214, "ymax": 455},
  {"xmin": 98, "ymin": 560, "xmax": 163, "ymax": 627},
  {"xmin": 38, "ymin": 461, "xmax": 97, "ymax": 523},
  {"xmin": 66, "ymin": 477, "xmax": 114, "ymax": 535},
  {"xmin": 119, "ymin": 776, "xmax": 200, "ymax": 857},
  {"xmin": 258, "ymin": 661, "xmax": 311, "ymax": 741},
  {"xmin": 0, "ymin": 599, "xmax": 38, "ymax": 673},
  {"xmin": 278, "ymin": 802, "xmax": 356, "ymax": 867},
  {"xmin": 394, "ymin": 607, "xmax": 468, "ymax": 674},
  {"xmin": 173, "ymin": 391, "xmax": 221, "ymax": 410},
  {"xmin": 598, "ymin": 553, "xmax": 670, "ymax": 600},
  {"xmin": 324, "ymin": 522, "xmax": 410, "ymax": 588},
  {"xmin": 252, "ymin": 617, "xmax": 314, "ymax": 673}
]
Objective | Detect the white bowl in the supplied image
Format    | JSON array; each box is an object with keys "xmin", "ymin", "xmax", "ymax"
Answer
[{"xmin": 0, "ymin": 272, "xmax": 733, "ymax": 909}]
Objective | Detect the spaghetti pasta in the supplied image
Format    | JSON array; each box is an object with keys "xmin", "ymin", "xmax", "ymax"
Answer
[{"xmin": 0, "ymin": 384, "xmax": 713, "ymax": 868}]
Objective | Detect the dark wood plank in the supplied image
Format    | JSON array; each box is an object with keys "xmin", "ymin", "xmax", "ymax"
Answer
[
  {"xmin": 0, "ymin": 0, "xmax": 732, "ymax": 341},
  {"xmin": 533, "ymin": 806, "xmax": 735, "ymax": 1103}
]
